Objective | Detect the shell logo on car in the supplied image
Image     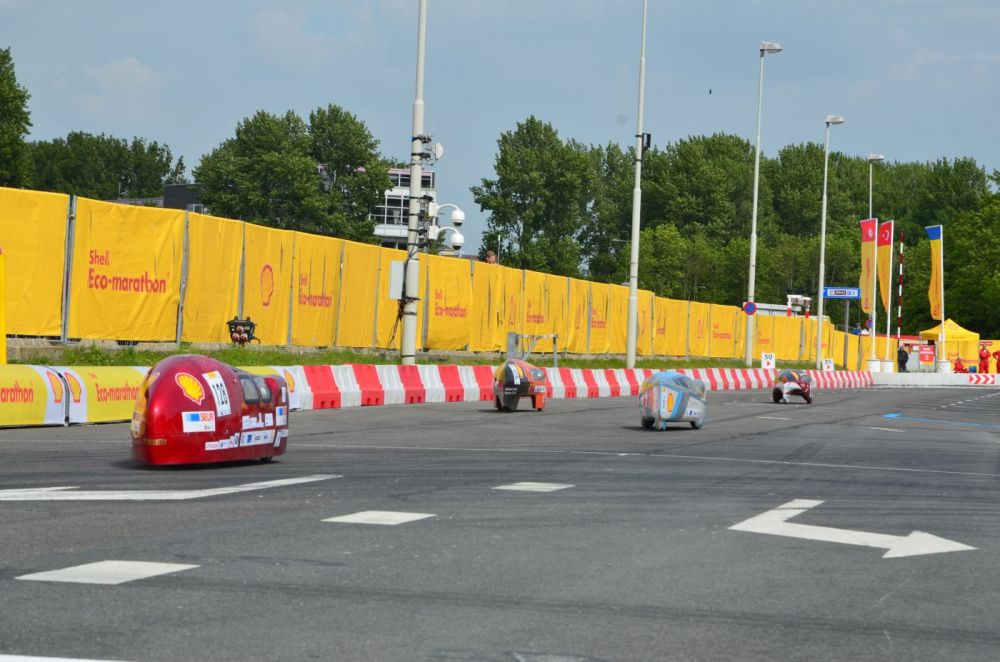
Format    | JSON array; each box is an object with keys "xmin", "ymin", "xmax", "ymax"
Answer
[
  {"xmin": 282, "ymin": 369, "xmax": 296, "ymax": 393},
  {"xmin": 175, "ymin": 372, "xmax": 205, "ymax": 405}
]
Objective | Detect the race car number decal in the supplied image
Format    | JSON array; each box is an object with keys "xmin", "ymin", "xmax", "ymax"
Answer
[{"xmin": 203, "ymin": 370, "xmax": 232, "ymax": 417}]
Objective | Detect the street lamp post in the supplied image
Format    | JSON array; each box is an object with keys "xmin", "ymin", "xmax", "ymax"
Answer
[
  {"xmin": 815, "ymin": 115, "xmax": 845, "ymax": 369},
  {"xmin": 866, "ymin": 153, "xmax": 884, "ymax": 371},
  {"xmin": 401, "ymin": 0, "xmax": 428, "ymax": 366},
  {"xmin": 744, "ymin": 40, "xmax": 782, "ymax": 367},
  {"xmin": 625, "ymin": 0, "xmax": 649, "ymax": 369}
]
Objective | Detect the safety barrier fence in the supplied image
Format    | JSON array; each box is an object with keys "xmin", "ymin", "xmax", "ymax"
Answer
[
  {"xmin": 0, "ymin": 363, "xmax": 883, "ymax": 427},
  {"xmin": 0, "ymin": 186, "xmax": 940, "ymax": 369}
]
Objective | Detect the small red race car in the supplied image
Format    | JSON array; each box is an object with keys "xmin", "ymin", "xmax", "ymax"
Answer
[
  {"xmin": 131, "ymin": 354, "xmax": 289, "ymax": 466},
  {"xmin": 493, "ymin": 358, "xmax": 548, "ymax": 412}
]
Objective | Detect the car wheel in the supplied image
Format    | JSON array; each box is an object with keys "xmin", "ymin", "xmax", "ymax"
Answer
[
  {"xmin": 260, "ymin": 456, "xmax": 273, "ymax": 463},
  {"xmin": 804, "ymin": 394, "xmax": 813, "ymax": 404},
  {"xmin": 691, "ymin": 417, "xmax": 704, "ymax": 430},
  {"xmin": 641, "ymin": 417, "xmax": 654, "ymax": 429},
  {"xmin": 772, "ymin": 389, "xmax": 782, "ymax": 403},
  {"xmin": 494, "ymin": 396, "xmax": 502, "ymax": 411}
]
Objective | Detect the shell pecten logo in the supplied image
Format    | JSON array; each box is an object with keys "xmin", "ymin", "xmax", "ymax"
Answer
[
  {"xmin": 175, "ymin": 372, "xmax": 205, "ymax": 405},
  {"xmin": 260, "ymin": 264, "xmax": 275, "ymax": 307},
  {"xmin": 282, "ymin": 369, "xmax": 296, "ymax": 392},
  {"xmin": 46, "ymin": 371, "xmax": 64, "ymax": 403}
]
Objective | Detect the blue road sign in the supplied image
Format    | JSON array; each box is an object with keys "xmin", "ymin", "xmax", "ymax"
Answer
[
  {"xmin": 823, "ymin": 287, "xmax": 861, "ymax": 299},
  {"xmin": 742, "ymin": 301, "xmax": 757, "ymax": 315}
]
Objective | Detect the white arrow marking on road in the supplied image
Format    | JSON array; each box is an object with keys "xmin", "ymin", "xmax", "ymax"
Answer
[
  {"xmin": 730, "ymin": 499, "xmax": 976, "ymax": 558},
  {"xmin": 0, "ymin": 475, "xmax": 339, "ymax": 501}
]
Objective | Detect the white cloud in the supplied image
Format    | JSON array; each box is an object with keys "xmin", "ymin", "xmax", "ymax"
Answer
[
  {"xmin": 77, "ymin": 57, "xmax": 166, "ymax": 125},
  {"xmin": 894, "ymin": 49, "xmax": 1000, "ymax": 85}
]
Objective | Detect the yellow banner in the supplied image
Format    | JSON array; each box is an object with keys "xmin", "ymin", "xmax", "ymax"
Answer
[
  {"xmin": 637, "ymin": 289, "xmax": 654, "ymax": 356},
  {"xmin": 926, "ymin": 225, "xmax": 943, "ymax": 320},
  {"xmin": 708, "ymin": 304, "xmax": 739, "ymax": 358},
  {"xmin": 654, "ymin": 298, "xmax": 687, "ymax": 356},
  {"xmin": 0, "ymin": 365, "xmax": 67, "ymax": 425},
  {"xmin": 337, "ymin": 241, "xmax": 380, "ymax": 348},
  {"xmin": 859, "ymin": 218, "xmax": 877, "ymax": 315},
  {"xmin": 522, "ymin": 269, "xmax": 548, "ymax": 346},
  {"xmin": 0, "ymin": 188, "xmax": 68, "ymax": 336},
  {"xmin": 62, "ymin": 366, "xmax": 146, "ymax": 423},
  {"xmin": 607, "ymin": 285, "xmax": 629, "ymax": 355},
  {"xmin": 241, "ymin": 224, "xmax": 293, "ymax": 345},
  {"xmin": 772, "ymin": 316, "xmax": 802, "ymax": 361},
  {"xmin": 544, "ymin": 274, "xmax": 569, "ymax": 354},
  {"xmin": 830, "ymin": 329, "xmax": 846, "ymax": 368},
  {"xmin": 687, "ymin": 301, "xmax": 711, "ymax": 357},
  {"xmin": 69, "ymin": 199, "xmax": 183, "ymax": 340},
  {"xmin": 588, "ymin": 283, "xmax": 611, "ymax": 354},
  {"xmin": 376, "ymin": 247, "xmax": 423, "ymax": 349},
  {"xmin": 425, "ymin": 254, "xmax": 471, "ymax": 350},
  {"xmin": 565, "ymin": 278, "xmax": 590, "ymax": 354},
  {"xmin": 292, "ymin": 232, "xmax": 341, "ymax": 347},
  {"xmin": 753, "ymin": 313, "xmax": 775, "ymax": 358},
  {"xmin": 469, "ymin": 262, "xmax": 502, "ymax": 352},
  {"xmin": 182, "ymin": 213, "xmax": 243, "ymax": 343},
  {"xmin": 877, "ymin": 221, "xmax": 894, "ymax": 312}
]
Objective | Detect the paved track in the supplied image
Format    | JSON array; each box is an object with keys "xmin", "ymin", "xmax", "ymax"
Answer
[{"xmin": 2, "ymin": 386, "xmax": 1000, "ymax": 661}]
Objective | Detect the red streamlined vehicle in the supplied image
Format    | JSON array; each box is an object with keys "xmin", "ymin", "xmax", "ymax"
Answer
[
  {"xmin": 493, "ymin": 358, "xmax": 548, "ymax": 412},
  {"xmin": 131, "ymin": 355, "xmax": 289, "ymax": 466}
]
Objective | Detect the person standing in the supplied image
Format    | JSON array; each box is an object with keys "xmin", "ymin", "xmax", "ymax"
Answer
[
  {"xmin": 979, "ymin": 343, "xmax": 991, "ymax": 374},
  {"xmin": 897, "ymin": 345, "xmax": 909, "ymax": 373}
]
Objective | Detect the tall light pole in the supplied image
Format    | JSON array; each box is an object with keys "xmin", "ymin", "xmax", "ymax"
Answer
[
  {"xmin": 867, "ymin": 153, "xmax": 884, "ymax": 219},
  {"xmin": 401, "ymin": 0, "xmax": 428, "ymax": 366},
  {"xmin": 744, "ymin": 40, "xmax": 782, "ymax": 367},
  {"xmin": 625, "ymin": 0, "xmax": 649, "ymax": 369},
  {"xmin": 866, "ymin": 153, "xmax": 884, "ymax": 371},
  {"xmin": 815, "ymin": 114, "xmax": 845, "ymax": 369}
]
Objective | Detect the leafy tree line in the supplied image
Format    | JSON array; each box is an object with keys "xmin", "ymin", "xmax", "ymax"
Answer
[{"xmin": 473, "ymin": 116, "xmax": 999, "ymax": 337}]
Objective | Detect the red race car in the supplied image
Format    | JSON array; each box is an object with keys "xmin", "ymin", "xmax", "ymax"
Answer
[
  {"xmin": 493, "ymin": 358, "xmax": 548, "ymax": 412},
  {"xmin": 131, "ymin": 354, "xmax": 289, "ymax": 466}
]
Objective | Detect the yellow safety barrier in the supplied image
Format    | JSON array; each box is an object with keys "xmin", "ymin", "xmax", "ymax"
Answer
[
  {"xmin": 708, "ymin": 304, "xmax": 739, "ymax": 359},
  {"xmin": 68, "ymin": 198, "xmax": 184, "ymax": 340},
  {"xmin": 241, "ymin": 224, "xmax": 293, "ymax": 346},
  {"xmin": 60, "ymin": 366, "xmax": 147, "ymax": 423},
  {"xmin": 607, "ymin": 284, "xmax": 629, "ymax": 355},
  {"xmin": 589, "ymin": 283, "xmax": 611, "ymax": 354},
  {"xmin": 565, "ymin": 278, "xmax": 590, "ymax": 354},
  {"xmin": 337, "ymin": 241, "xmax": 380, "ymax": 348},
  {"xmin": 291, "ymin": 232, "xmax": 341, "ymax": 347},
  {"xmin": 0, "ymin": 365, "xmax": 67, "ymax": 426},
  {"xmin": 469, "ymin": 262, "xmax": 501, "ymax": 352},
  {"xmin": 424, "ymin": 253, "xmax": 471, "ymax": 350},
  {"xmin": 0, "ymin": 188, "xmax": 68, "ymax": 336},
  {"xmin": 543, "ymin": 273, "xmax": 570, "ymax": 354},
  {"xmin": 182, "ymin": 213, "xmax": 243, "ymax": 343},
  {"xmin": 0, "ymin": 246, "xmax": 6, "ymax": 364}
]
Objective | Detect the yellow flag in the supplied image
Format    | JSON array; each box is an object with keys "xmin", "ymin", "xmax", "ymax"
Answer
[
  {"xmin": 859, "ymin": 219, "xmax": 877, "ymax": 314},
  {"xmin": 926, "ymin": 225, "xmax": 943, "ymax": 320},
  {"xmin": 876, "ymin": 221, "xmax": 894, "ymax": 312}
]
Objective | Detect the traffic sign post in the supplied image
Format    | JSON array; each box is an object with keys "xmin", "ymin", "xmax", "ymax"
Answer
[{"xmin": 823, "ymin": 286, "xmax": 860, "ymax": 369}]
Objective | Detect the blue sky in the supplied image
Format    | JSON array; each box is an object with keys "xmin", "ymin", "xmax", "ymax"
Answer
[{"xmin": 4, "ymin": 0, "xmax": 999, "ymax": 253}]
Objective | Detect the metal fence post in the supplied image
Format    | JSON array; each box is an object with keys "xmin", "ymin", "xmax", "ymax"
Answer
[
  {"xmin": 174, "ymin": 212, "xmax": 190, "ymax": 346},
  {"xmin": 60, "ymin": 196, "xmax": 77, "ymax": 344},
  {"xmin": 286, "ymin": 233, "xmax": 296, "ymax": 348}
]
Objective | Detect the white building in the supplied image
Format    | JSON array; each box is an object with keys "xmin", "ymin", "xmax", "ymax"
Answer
[{"xmin": 371, "ymin": 168, "xmax": 436, "ymax": 250}]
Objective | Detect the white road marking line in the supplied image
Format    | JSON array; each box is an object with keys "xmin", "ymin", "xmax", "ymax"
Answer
[
  {"xmin": 16, "ymin": 560, "xmax": 198, "ymax": 585},
  {"xmin": 758, "ymin": 416, "xmax": 790, "ymax": 421},
  {"xmin": 0, "ymin": 655, "xmax": 135, "ymax": 662},
  {"xmin": 870, "ymin": 427, "xmax": 903, "ymax": 433},
  {"xmin": 493, "ymin": 482, "xmax": 574, "ymax": 492},
  {"xmin": 730, "ymin": 499, "xmax": 976, "ymax": 558},
  {"xmin": 295, "ymin": 444, "xmax": 1000, "ymax": 478},
  {"xmin": 323, "ymin": 511, "xmax": 435, "ymax": 525},
  {"xmin": 0, "ymin": 475, "xmax": 339, "ymax": 501}
]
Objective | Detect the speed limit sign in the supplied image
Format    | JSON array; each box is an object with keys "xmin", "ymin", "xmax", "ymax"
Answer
[
  {"xmin": 761, "ymin": 352, "xmax": 776, "ymax": 369},
  {"xmin": 821, "ymin": 358, "xmax": 835, "ymax": 372}
]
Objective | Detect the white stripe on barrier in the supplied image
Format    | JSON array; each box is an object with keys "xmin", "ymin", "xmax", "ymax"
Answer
[
  {"xmin": 457, "ymin": 366, "xmax": 482, "ymax": 402},
  {"xmin": 592, "ymin": 370, "xmax": 612, "ymax": 398},
  {"xmin": 331, "ymin": 365, "xmax": 362, "ymax": 408},
  {"xmin": 374, "ymin": 366, "xmax": 406, "ymax": 405},
  {"xmin": 416, "ymin": 365, "xmax": 446, "ymax": 403},
  {"xmin": 568, "ymin": 369, "xmax": 588, "ymax": 398},
  {"xmin": 545, "ymin": 367, "xmax": 566, "ymax": 399}
]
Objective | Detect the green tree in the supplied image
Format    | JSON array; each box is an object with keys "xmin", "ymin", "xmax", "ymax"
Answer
[
  {"xmin": 580, "ymin": 142, "xmax": 633, "ymax": 282},
  {"xmin": 28, "ymin": 132, "xmax": 185, "ymax": 199},
  {"xmin": 195, "ymin": 106, "xmax": 389, "ymax": 240},
  {"xmin": 471, "ymin": 116, "xmax": 592, "ymax": 276},
  {"xmin": 0, "ymin": 47, "xmax": 31, "ymax": 187}
]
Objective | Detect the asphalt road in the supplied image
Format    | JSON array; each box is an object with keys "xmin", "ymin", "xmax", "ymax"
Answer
[{"xmin": 2, "ymin": 386, "xmax": 1000, "ymax": 662}]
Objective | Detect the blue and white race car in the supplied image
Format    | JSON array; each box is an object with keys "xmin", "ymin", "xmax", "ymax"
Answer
[{"xmin": 638, "ymin": 371, "xmax": 707, "ymax": 430}]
